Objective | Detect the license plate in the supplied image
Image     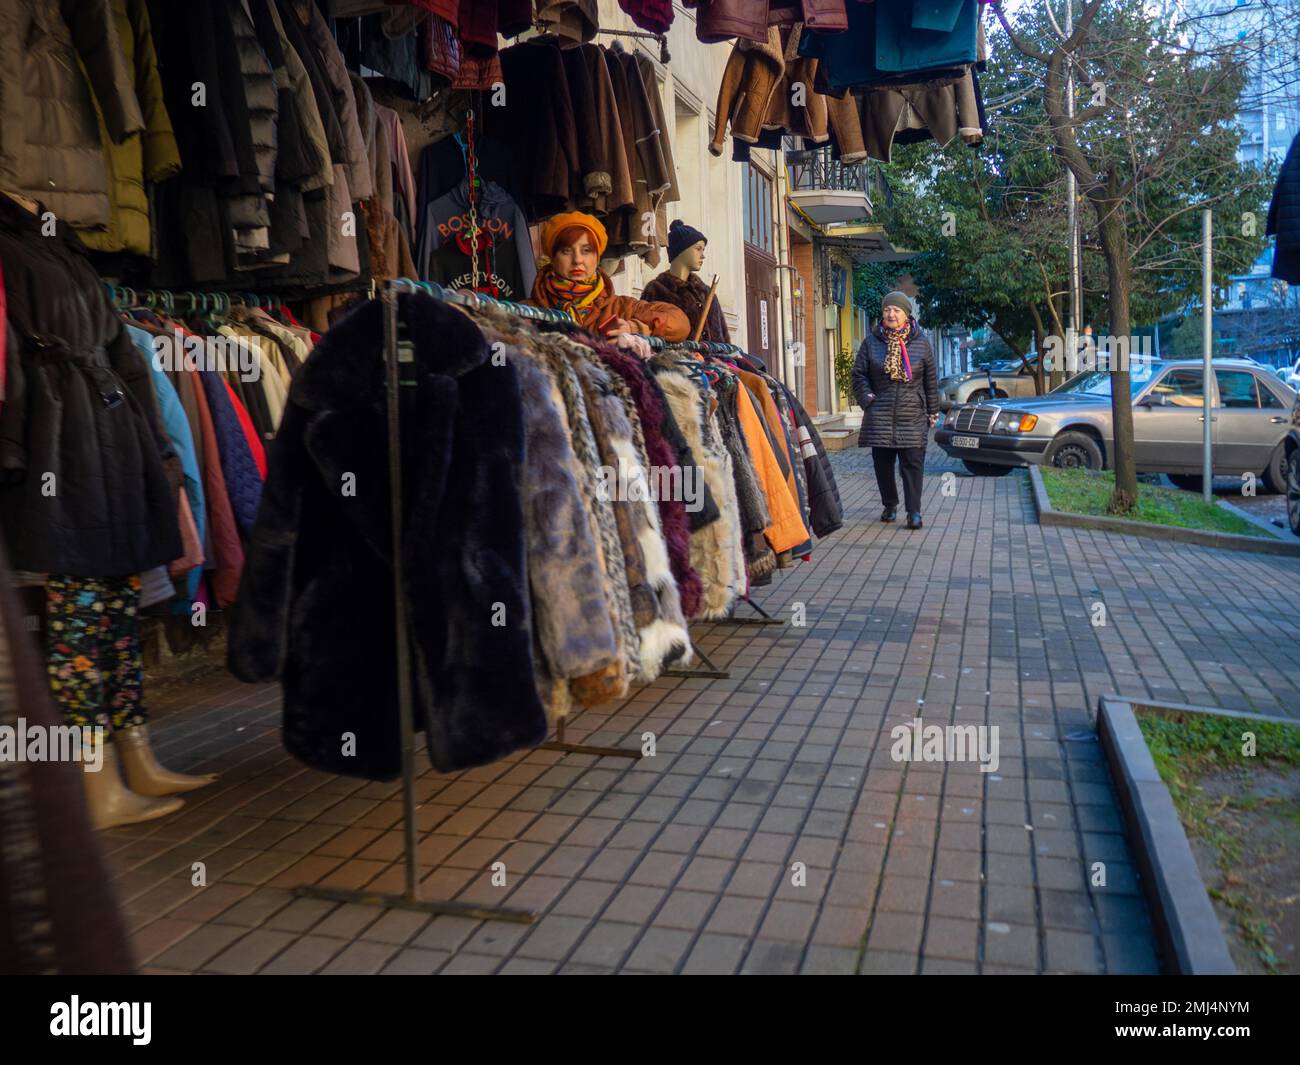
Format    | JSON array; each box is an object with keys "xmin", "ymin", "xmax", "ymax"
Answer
[{"xmin": 951, "ymin": 435, "xmax": 980, "ymax": 448}]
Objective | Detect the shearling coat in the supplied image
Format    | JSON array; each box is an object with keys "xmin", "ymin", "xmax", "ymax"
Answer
[
  {"xmin": 641, "ymin": 271, "xmax": 732, "ymax": 344},
  {"xmin": 852, "ymin": 321, "xmax": 940, "ymax": 449},
  {"xmin": 227, "ymin": 294, "xmax": 549, "ymax": 779},
  {"xmin": 654, "ymin": 367, "xmax": 747, "ymax": 619},
  {"xmin": 0, "ymin": 0, "xmax": 145, "ymax": 231}
]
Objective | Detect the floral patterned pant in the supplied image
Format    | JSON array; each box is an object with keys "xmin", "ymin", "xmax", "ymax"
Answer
[{"xmin": 45, "ymin": 575, "xmax": 147, "ymax": 731}]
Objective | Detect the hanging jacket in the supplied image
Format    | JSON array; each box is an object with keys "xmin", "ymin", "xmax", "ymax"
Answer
[
  {"xmin": 185, "ymin": 359, "xmax": 244, "ymax": 608},
  {"xmin": 197, "ymin": 367, "xmax": 263, "ymax": 535},
  {"xmin": 0, "ymin": 196, "xmax": 181, "ymax": 577},
  {"xmin": 228, "ymin": 293, "xmax": 549, "ymax": 779},
  {"xmin": 852, "ymin": 320, "xmax": 940, "ymax": 449},
  {"xmin": 79, "ymin": 0, "xmax": 181, "ymax": 256},
  {"xmin": 0, "ymin": 0, "xmax": 145, "ymax": 231},
  {"xmin": 732, "ymin": 379, "xmax": 809, "ymax": 555},
  {"xmin": 780, "ymin": 383, "xmax": 843, "ymax": 537},
  {"xmin": 684, "ymin": 0, "xmax": 848, "ymax": 44},
  {"xmin": 418, "ymin": 179, "xmax": 537, "ymax": 299},
  {"xmin": 1267, "ymin": 132, "xmax": 1300, "ymax": 284}
]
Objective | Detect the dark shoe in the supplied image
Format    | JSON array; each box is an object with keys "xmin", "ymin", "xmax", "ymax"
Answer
[
  {"xmin": 881, "ymin": 507, "xmax": 897, "ymax": 523},
  {"xmin": 906, "ymin": 512, "xmax": 923, "ymax": 529}
]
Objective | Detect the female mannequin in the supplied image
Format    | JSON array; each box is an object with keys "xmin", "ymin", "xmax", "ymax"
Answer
[
  {"xmin": 641, "ymin": 220, "xmax": 731, "ymax": 344},
  {"xmin": 528, "ymin": 212, "xmax": 690, "ymax": 341}
]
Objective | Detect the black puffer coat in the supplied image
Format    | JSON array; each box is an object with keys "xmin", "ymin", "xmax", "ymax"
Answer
[
  {"xmin": 852, "ymin": 321, "xmax": 939, "ymax": 449},
  {"xmin": 1267, "ymin": 132, "xmax": 1300, "ymax": 284},
  {"xmin": 0, "ymin": 195, "xmax": 181, "ymax": 577}
]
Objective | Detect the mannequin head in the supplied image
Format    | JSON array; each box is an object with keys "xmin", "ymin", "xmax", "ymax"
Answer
[
  {"xmin": 540, "ymin": 212, "xmax": 608, "ymax": 284},
  {"xmin": 550, "ymin": 225, "xmax": 600, "ymax": 282},
  {"xmin": 672, "ymin": 240, "xmax": 707, "ymax": 275}
]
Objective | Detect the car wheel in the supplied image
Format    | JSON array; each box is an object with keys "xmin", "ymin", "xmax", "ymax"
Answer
[
  {"xmin": 1168, "ymin": 474, "xmax": 1203, "ymax": 492},
  {"xmin": 1046, "ymin": 432, "xmax": 1102, "ymax": 470},
  {"xmin": 1288, "ymin": 451, "xmax": 1300, "ymax": 537},
  {"xmin": 968, "ymin": 389, "xmax": 990, "ymax": 402},
  {"xmin": 962, "ymin": 460, "xmax": 1015, "ymax": 477},
  {"xmin": 1263, "ymin": 442, "xmax": 1287, "ymax": 495}
]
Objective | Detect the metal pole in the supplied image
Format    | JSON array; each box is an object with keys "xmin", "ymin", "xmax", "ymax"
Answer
[
  {"xmin": 1065, "ymin": 0, "xmax": 1080, "ymax": 368},
  {"xmin": 1202, "ymin": 208, "xmax": 1213, "ymax": 503}
]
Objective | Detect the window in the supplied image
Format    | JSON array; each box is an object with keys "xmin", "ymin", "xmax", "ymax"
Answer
[
  {"xmin": 1215, "ymin": 370, "xmax": 1258, "ymax": 407},
  {"xmin": 1150, "ymin": 369, "xmax": 1204, "ymax": 406},
  {"xmin": 743, "ymin": 163, "xmax": 774, "ymax": 254},
  {"xmin": 1216, "ymin": 369, "xmax": 1286, "ymax": 408}
]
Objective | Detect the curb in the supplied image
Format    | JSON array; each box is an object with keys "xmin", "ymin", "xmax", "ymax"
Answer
[
  {"xmin": 1214, "ymin": 495, "xmax": 1297, "ymax": 540},
  {"xmin": 1096, "ymin": 694, "xmax": 1237, "ymax": 975},
  {"xmin": 1028, "ymin": 465, "xmax": 1300, "ymax": 557}
]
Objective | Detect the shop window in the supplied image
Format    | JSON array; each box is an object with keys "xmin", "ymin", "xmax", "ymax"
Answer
[{"xmin": 743, "ymin": 163, "xmax": 774, "ymax": 255}]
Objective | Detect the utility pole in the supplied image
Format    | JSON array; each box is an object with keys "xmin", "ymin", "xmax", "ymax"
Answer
[{"xmin": 1202, "ymin": 208, "xmax": 1214, "ymax": 503}]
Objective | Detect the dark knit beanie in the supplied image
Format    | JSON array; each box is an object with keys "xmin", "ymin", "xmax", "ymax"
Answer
[
  {"xmin": 668, "ymin": 219, "xmax": 707, "ymax": 263},
  {"xmin": 882, "ymin": 290, "xmax": 913, "ymax": 316}
]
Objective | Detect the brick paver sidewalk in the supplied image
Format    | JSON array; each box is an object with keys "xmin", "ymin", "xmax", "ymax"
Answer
[{"xmin": 106, "ymin": 444, "xmax": 1300, "ymax": 974}]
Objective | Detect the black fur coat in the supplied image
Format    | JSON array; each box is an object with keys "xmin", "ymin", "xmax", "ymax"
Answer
[{"xmin": 227, "ymin": 293, "xmax": 548, "ymax": 779}]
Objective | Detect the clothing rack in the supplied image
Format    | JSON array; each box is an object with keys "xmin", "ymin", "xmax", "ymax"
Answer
[
  {"xmin": 530, "ymin": 23, "xmax": 671, "ymax": 65},
  {"xmin": 105, "ymin": 285, "xmax": 289, "ymax": 314}
]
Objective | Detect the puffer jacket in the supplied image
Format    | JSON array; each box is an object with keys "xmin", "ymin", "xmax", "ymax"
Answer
[
  {"xmin": 0, "ymin": 194, "xmax": 181, "ymax": 577},
  {"xmin": 0, "ymin": 0, "xmax": 145, "ymax": 232},
  {"xmin": 852, "ymin": 321, "xmax": 940, "ymax": 449},
  {"xmin": 79, "ymin": 0, "xmax": 181, "ymax": 256},
  {"xmin": 1267, "ymin": 132, "xmax": 1300, "ymax": 284}
]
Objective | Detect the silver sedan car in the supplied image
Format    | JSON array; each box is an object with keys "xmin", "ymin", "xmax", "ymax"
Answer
[
  {"xmin": 938, "ymin": 356, "xmax": 1043, "ymax": 410},
  {"xmin": 935, "ymin": 358, "xmax": 1297, "ymax": 491}
]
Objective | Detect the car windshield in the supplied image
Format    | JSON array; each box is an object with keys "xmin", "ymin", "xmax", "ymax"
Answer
[{"xmin": 1051, "ymin": 370, "xmax": 1154, "ymax": 397}]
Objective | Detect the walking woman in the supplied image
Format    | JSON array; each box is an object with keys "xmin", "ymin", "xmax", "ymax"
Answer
[{"xmin": 851, "ymin": 291, "xmax": 939, "ymax": 529}]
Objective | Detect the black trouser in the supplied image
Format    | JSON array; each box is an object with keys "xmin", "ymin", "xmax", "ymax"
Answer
[{"xmin": 872, "ymin": 446, "xmax": 926, "ymax": 514}]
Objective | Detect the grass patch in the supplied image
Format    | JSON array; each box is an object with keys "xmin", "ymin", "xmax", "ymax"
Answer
[
  {"xmin": 1137, "ymin": 710, "xmax": 1300, "ymax": 973},
  {"xmin": 1040, "ymin": 467, "xmax": 1277, "ymax": 538}
]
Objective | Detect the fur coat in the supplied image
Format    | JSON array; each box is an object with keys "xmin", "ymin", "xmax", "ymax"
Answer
[
  {"xmin": 574, "ymin": 353, "xmax": 691, "ymax": 681},
  {"xmin": 653, "ymin": 366, "xmax": 748, "ymax": 619},
  {"xmin": 598, "ymin": 346, "xmax": 705, "ymax": 619},
  {"xmin": 227, "ymin": 293, "xmax": 548, "ymax": 779},
  {"xmin": 505, "ymin": 345, "xmax": 621, "ymax": 717}
]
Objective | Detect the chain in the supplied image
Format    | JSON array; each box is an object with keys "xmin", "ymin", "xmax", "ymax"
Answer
[{"xmin": 465, "ymin": 108, "xmax": 482, "ymax": 291}]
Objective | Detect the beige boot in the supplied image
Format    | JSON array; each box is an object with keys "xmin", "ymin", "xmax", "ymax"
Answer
[
  {"xmin": 115, "ymin": 725, "xmax": 218, "ymax": 797},
  {"xmin": 81, "ymin": 740, "xmax": 184, "ymax": 831}
]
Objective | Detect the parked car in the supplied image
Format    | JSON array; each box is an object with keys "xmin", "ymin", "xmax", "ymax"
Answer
[
  {"xmin": 1276, "ymin": 358, "xmax": 1300, "ymax": 390},
  {"xmin": 935, "ymin": 358, "xmax": 1297, "ymax": 492},
  {"xmin": 1283, "ymin": 390, "xmax": 1300, "ymax": 535},
  {"xmin": 938, "ymin": 356, "xmax": 1043, "ymax": 411}
]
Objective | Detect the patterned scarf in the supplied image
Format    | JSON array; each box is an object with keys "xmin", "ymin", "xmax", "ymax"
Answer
[
  {"xmin": 534, "ymin": 266, "xmax": 605, "ymax": 325},
  {"xmin": 882, "ymin": 321, "xmax": 913, "ymax": 382}
]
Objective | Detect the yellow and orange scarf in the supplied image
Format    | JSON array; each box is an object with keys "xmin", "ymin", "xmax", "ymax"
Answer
[{"xmin": 532, "ymin": 266, "xmax": 606, "ymax": 325}]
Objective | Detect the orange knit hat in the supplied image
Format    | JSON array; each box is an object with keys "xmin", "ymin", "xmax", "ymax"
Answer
[{"xmin": 540, "ymin": 211, "xmax": 608, "ymax": 259}]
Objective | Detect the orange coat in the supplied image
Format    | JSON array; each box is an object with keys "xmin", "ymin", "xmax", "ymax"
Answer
[
  {"xmin": 737, "ymin": 368, "xmax": 807, "ymax": 547},
  {"xmin": 734, "ymin": 381, "xmax": 809, "ymax": 554},
  {"xmin": 529, "ymin": 268, "xmax": 691, "ymax": 341}
]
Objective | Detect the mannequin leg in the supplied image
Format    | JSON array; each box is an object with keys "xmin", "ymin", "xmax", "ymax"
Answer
[
  {"xmin": 106, "ymin": 576, "xmax": 217, "ymax": 797},
  {"xmin": 46, "ymin": 576, "xmax": 184, "ymax": 829}
]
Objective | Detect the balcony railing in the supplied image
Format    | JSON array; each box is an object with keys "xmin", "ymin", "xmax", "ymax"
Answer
[{"xmin": 787, "ymin": 146, "xmax": 869, "ymax": 194}]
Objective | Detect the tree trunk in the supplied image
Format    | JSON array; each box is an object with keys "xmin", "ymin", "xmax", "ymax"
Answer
[
  {"xmin": 1028, "ymin": 304, "xmax": 1047, "ymax": 394},
  {"xmin": 1096, "ymin": 180, "xmax": 1138, "ymax": 513},
  {"xmin": 1049, "ymin": 290, "xmax": 1066, "ymax": 391}
]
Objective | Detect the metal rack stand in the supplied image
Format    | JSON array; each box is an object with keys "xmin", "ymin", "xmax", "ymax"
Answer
[{"xmin": 292, "ymin": 287, "xmax": 534, "ymax": 924}]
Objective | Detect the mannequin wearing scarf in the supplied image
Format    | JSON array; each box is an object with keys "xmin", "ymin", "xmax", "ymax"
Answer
[
  {"xmin": 528, "ymin": 212, "xmax": 690, "ymax": 341},
  {"xmin": 851, "ymin": 291, "xmax": 939, "ymax": 529}
]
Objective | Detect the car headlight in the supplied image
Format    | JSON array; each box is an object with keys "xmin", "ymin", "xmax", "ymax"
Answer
[{"xmin": 994, "ymin": 411, "xmax": 1038, "ymax": 433}]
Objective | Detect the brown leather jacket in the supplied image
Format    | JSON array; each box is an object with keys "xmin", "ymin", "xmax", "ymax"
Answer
[{"xmin": 686, "ymin": 0, "xmax": 847, "ymax": 44}]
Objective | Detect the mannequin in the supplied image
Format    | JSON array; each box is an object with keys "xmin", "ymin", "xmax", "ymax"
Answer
[
  {"xmin": 528, "ymin": 211, "xmax": 690, "ymax": 340},
  {"xmin": 641, "ymin": 220, "xmax": 732, "ymax": 344},
  {"xmin": 0, "ymin": 189, "xmax": 217, "ymax": 830}
]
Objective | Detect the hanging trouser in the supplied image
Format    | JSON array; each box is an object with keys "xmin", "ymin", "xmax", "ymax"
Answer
[
  {"xmin": 871, "ymin": 445, "xmax": 926, "ymax": 514},
  {"xmin": 45, "ymin": 575, "xmax": 147, "ymax": 731}
]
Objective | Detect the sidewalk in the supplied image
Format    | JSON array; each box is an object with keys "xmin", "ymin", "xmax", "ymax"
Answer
[{"xmin": 107, "ymin": 444, "xmax": 1300, "ymax": 974}]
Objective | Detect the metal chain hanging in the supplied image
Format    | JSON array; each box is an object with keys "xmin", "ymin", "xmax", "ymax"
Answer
[{"xmin": 465, "ymin": 107, "xmax": 482, "ymax": 291}]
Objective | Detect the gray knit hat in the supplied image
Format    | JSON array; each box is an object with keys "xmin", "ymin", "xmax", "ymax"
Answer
[{"xmin": 882, "ymin": 290, "xmax": 913, "ymax": 316}]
